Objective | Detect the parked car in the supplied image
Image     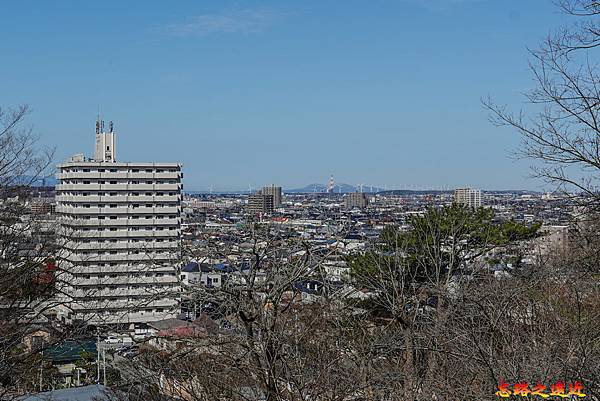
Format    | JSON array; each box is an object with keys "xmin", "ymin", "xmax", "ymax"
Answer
[{"xmin": 104, "ymin": 336, "xmax": 122, "ymax": 344}]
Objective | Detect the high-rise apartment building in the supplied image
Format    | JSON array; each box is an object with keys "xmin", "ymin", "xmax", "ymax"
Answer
[
  {"xmin": 248, "ymin": 194, "xmax": 274, "ymax": 214},
  {"xmin": 345, "ymin": 192, "xmax": 369, "ymax": 209},
  {"xmin": 453, "ymin": 188, "xmax": 482, "ymax": 208},
  {"xmin": 56, "ymin": 121, "xmax": 183, "ymax": 325},
  {"xmin": 261, "ymin": 185, "xmax": 282, "ymax": 207}
]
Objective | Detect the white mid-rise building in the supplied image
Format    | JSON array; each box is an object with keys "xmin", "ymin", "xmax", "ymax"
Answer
[
  {"xmin": 56, "ymin": 121, "xmax": 183, "ymax": 325},
  {"xmin": 453, "ymin": 188, "xmax": 483, "ymax": 208}
]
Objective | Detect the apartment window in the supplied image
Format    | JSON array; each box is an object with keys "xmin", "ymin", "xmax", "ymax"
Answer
[
  {"xmin": 145, "ymin": 169, "xmax": 152, "ymax": 173},
  {"xmin": 83, "ymin": 181, "xmax": 90, "ymax": 184},
  {"xmin": 98, "ymin": 169, "xmax": 105, "ymax": 172},
  {"xmin": 109, "ymin": 181, "xmax": 117, "ymax": 184},
  {"xmin": 110, "ymin": 169, "xmax": 117, "ymax": 172},
  {"xmin": 83, "ymin": 169, "xmax": 90, "ymax": 172},
  {"xmin": 146, "ymin": 181, "xmax": 152, "ymax": 184},
  {"xmin": 110, "ymin": 216, "xmax": 117, "ymax": 219},
  {"xmin": 132, "ymin": 169, "xmax": 139, "ymax": 173}
]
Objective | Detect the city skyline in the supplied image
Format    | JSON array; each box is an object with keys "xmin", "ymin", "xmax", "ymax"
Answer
[{"xmin": 1, "ymin": 0, "xmax": 570, "ymax": 191}]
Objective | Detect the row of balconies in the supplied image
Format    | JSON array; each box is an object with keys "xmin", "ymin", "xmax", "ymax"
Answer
[
  {"xmin": 66, "ymin": 253, "xmax": 178, "ymax": 262},
  {"xmin": 67, "ymin": 265, "xmax": 179, "ymax": 274},
  {"xmin": 57, "ymin": 172, "xmax": 181, "ymax": 180},
  {"xmin": 60, "ymin": 230, "xmax": 180, "ymax": 238},
  {"xmin": 68, "ymin": 297, "xmax": 178, "ymax": 306},
  {"xmin": 69, "ymin": 288, "xmax": 179, "ymax": 299},
  {"xmin": 73, "ymin": 312, "xmax": 178, "ymax": 324},
  {"xmin": 68, "ymin": 298, "xmax": 179, "ymax": 311},
  {"xmin": 74, "ymin": 276, "xmax": 178, "ymax": 284},
  {"xmin": 59, "ymin": 218, "xmax": 180, "ymax": 226},
  {"xmin": 70, "ymin": 275, "xmax": 179, "ymax": 287},
  {"xmin": 56, "ymin": 195, "xmax": 181, "ymax": 203},
  {"xmin": 56, "ymin": 183, "xmax": 181, "ymax": 191},
  {"xmin": 56, "ymin": 206, "xmax": 181, "ymax": 214},
  {"xmin": 55, "ymin": 192, "xmax": 182, "ymax": 204},
  {"xmin": 63, "ymin": 240, "xmax": 179, "ymax": 250}
]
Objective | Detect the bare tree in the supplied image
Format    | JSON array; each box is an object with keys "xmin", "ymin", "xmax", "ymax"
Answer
[
  {"xmin": 0, "ymin": 105, "xmax": 53, "ymax": 191},
  {"xmin": 0, "ymin": 105, "xmax": 65, "ymax": 397},
  {"xmin": 484, "ymin": 0, "xmax": 600, "ymax": 209}
]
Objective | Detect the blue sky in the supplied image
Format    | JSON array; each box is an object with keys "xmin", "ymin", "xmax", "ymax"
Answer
[{"xmin": 0, "ymin": 0, "xmax": 571, "ymax": 191}]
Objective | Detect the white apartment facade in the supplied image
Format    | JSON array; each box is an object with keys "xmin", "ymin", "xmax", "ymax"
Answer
[
  {"xmin": 56, "ymin": 122, "xmax": 183, "ymax": 325},
  {"xmin": 453, "ymin": 188, "xmax": 483, "ymax": 208}
]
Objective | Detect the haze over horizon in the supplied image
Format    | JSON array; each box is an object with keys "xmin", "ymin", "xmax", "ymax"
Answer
[{"xmin": 1, "ymin": 0, "xmax": 569, "ymax": 191}]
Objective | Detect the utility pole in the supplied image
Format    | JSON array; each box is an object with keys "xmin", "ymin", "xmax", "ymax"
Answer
[
  {"xmin": 96, "ymin": 331, "xmax": 100, "ymax": 383},
  {"xmin": 102, "ymin": 349, "xmax": 107, "ymax": 386}
]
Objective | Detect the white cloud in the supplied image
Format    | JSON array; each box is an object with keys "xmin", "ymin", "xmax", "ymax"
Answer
[{"xmin": 167, "ymin": 9, "xmax": 284, "ymax": 36}]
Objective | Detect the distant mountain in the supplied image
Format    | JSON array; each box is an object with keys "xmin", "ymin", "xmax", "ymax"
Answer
[
  {"xmin": 285, "ymin": 183, "xmax": 385, "ymax": 194},
  {"xmin": 186, "ymin": 186, "xmax": 541, "ymax": 196},
  {"xmin": 377, "ymin": 189, "xmax": 453, "ymax": 196}
]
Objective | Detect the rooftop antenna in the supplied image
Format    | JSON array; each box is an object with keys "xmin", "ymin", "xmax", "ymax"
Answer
[
  {"xmin": 96, "ymin": 106, "xmax": 102, "ymax": 133},
  {"xmin": 109, "ymin": 121, "xmax": 113, "ymax": 133}
]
